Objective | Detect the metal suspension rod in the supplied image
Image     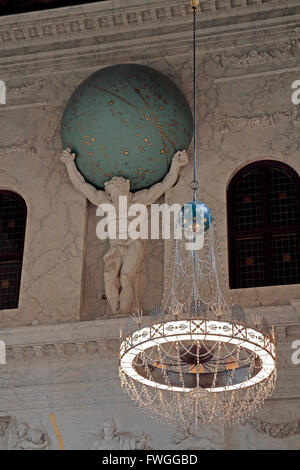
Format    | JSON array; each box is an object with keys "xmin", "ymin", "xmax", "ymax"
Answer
[
  {"xmin": 190, "ymin": 1, "xmax": 200, "ymax": 269},
  {"xmin": 193, "ymin": 6, "xmax": 197, "ymax": 187},
  {"xmin": 191, "ymin": 0, "xmax": 199, "ymax": 202}
]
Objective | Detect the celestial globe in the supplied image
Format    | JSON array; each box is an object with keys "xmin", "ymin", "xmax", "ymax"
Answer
[{"xmin": 62, "ymin": 63, "xmax": 193, "ymax": 191}]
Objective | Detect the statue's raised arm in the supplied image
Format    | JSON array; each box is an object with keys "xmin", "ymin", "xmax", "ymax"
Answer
[
  {"xmin": 132, "ymin": 150, "xmax": 189, "ymax": 206},
  {"xmin": 60, "ymin": 148, "xmax": 110, "ymax": 206}
]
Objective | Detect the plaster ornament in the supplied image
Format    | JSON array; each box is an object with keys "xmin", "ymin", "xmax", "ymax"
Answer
[
  {"xmin": 216, "ymin": 41, "xmax": 296, "ymax": 68},
  {"xmin": 247, "ymin": 418, "xmax": 300, "ymax": 439},
  {"xmin": 0, "ymin": 136, "xmax": 37, "ymax": 155},
  {"xmin": 219, "ymin": 108, "xmax": 300, "ymax": 133},
  {"xmin": 61, "ymin": 147, "xmax": 188, "ymax": 315},
  {"xmin": 0, "ymin": 1, "xmax": 285, "ymax": 51},
  {"xmin": 172, "ymin": 425, "xmax": 223, "ymax": 450},
  {"xmin": 9, "ymin": 79, "xmax": 44, "ymax": 99},
  {"xmin": 89, "ymin": 419, "xmax": 151, "ymax": 450},
  {"xmin": 7, "ymin": 418, "xmax": 49, "ymax": 450},
  {"xmin": 0, "ymin": 417, "xmax": 10, "ymax": 450}
]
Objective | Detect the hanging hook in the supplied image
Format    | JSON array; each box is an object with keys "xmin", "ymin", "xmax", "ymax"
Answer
[{"xmin": 190, "ymin": 180, "xmax": 200, "ymax": 201}]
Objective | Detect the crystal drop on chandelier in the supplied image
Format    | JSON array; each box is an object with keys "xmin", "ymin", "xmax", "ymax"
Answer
[{"xmin": 119, "ymin": 219, "xmax": 277, "ymax": 428}]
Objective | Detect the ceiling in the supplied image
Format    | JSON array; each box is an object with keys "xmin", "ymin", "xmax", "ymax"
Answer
[{"xmin": 0, "ymin": 0, "xmax": 107, "ymax": 16}]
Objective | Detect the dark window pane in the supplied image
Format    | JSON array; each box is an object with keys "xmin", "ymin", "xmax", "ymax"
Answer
[
  {"xmin": 0, "ymin": 191, "xmax": 26, "ymax": 310},
  {"xmin": 267, "ymin": 167, "xmax": 299, "ymax": 228},
  {"xmin": 272, "ymin": 233, "xmax": 300, "ymax": 285},
  {"xmin": 232, "ymin": 168, "xmax": 262, "ymax": 232},
  {"xmin": 0, "ymin": 260, "xmax": 22, "ymax": 309},
  {"xmin": 0, "ymin": 194, "xmax": 27, "ymax": 257},
  {"xmin": 235, "ymin": 237, "xmax": 265, "ymax": 288}
]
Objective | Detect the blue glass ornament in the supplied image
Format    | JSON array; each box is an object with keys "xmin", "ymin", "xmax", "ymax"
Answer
[{"xmin": 179, "ymin": 201, "xmax": 212, "ymax": 234}]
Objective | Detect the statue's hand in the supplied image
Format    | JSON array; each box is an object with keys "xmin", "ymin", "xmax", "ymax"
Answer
[
  {"xmin": 172, "ymin": 150, "xmax": 189, "ymax": 167},
  {"xmin": 61, "ymin": 147, "xmax": 76, "ymax": 165}
]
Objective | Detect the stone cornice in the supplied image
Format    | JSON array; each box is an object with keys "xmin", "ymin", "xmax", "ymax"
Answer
[
  {"xmin": 0, "ymin": 317, "xmax": 299, "ymax": 412},
  {"xmin": 1, "ymin": 0, "xmax": 300, "ymax": 77},
  {"xmin": 5, "ymin": 338, "xmax": 120, "ymax": 362},
  {"xmin": 0, "ymin": 317, "xmax": 125, "ymax": 362},
  {"xmin": 0, "ymin": 312, "xmax": 299, "ymax": 362},
  {"xmin": 0, "ymin": 0, "xmax": 294, "ymax": 42},
  {"xmin": 0, "ymin": 316, "xmax": 124, "ymax": 343}
]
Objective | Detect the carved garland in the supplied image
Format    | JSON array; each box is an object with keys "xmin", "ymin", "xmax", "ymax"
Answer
[
  {"xmin": 0, "ymin": 137, "xmax": 37, "ymax": 155},
  {"xmin": 216, "ymin": 41, "xmax": 296, "ymax": 68},
  {"xmin": 219, "ymin": 108, "xmax": 300, "ymax": 133},
  {"xmin": 8, "ymin": 79, "xmax": 44, "ymax": 99},
  {"xmin": 247, "ymin": 418, "xmax": 300, "ymax": 439}
]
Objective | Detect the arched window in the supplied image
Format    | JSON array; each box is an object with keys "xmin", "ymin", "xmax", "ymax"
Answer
[
  {"xmin": 227, "ymin": 161, "xmax": 300, "ymax": 289},
  {"xmin": 0, "ymin": 191, "xmax": 27, "ymax": 309}
]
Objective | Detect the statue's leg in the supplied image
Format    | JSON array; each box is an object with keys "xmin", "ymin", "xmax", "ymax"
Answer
[
  {"xmin": 103, "ymin": 247, "xmax": 123, "ymax": 314},
  {"xmin": 133, "ymin": 242, "xmax": 146, "ymax": 310},
  {"xmin": 119, "ymin": 240, "xmax": 145, "ymax": 314}
]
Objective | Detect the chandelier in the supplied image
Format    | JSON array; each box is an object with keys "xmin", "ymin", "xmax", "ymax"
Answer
[{"xmin": 119, "ymin": 0, "xmax": 277, "ymax": 428}]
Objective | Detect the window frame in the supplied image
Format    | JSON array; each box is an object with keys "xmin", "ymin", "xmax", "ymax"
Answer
[{"xmin": 227, "ymin": 160, "xmax": 300, "ymax": 289}]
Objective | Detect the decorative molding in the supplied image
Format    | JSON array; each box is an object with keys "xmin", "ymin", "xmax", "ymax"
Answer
[
  {"xmin": 219, "ymin": 108, "xmax": 300, "ymax": 133},
  {"xmin": 0, "ymin": 416, "xmax": 11, "ymax": 450},
  {"xmin": 0, "ymin": 0, "xmax": 292, "ymax": 51},
  {"xmin": 216, "ymin": 41, "xmax": 296, "ymax": 68},
  {"xmin": 290, "ymin": 299, "xmax": 300, "ymax": 316},
  {"xmin": 0, "ymin": 136, "xmax": 37, "ymax": 156},
  {"xmin": 0, "ymin": 102, "xmax": 48, "ymax": 112},
  {"xmin": 275, "ymin": 326, "xmax": 287, "ymax": 344},
  {"xmin": 0, "ymin": 3, "xmax": 183, "ymax": 49},
  {"xmin": 89, "ymin": 418, "xmax": 151, "ymax": 450},
  {"xmin": 0, "ymin": 80, "xmax": 46, "ymax": 112},
  {"xmin": 171, "ymin": 426, "xmax": 223, "ymax": 449},
  {"xmin": 0, "ymin": 317, "xmax": 298, "ymax": 365},
  {"xmin": 0, "ymin": 1, "xmax": 298, "ymax": 78},
  {"xmin": 5, "ymin": 338, "xmax": 119, "ymax": 363},
  {"xmin": 247, "ymin": 418, "xmax": 300, "ymax": 439},
  {"xmin": 8, "ymin": 79, "xmax": 44, "ymax": 99},
  {"xmin": 0, "ymin": 416, "xmax": 10, "ymax": 430},
  {"xmin": 0, "ymin": 417, "xmax": 49, "ymax": 450},
  {"xmin": 36, "ymin": 113, "xmax": 60, "ymax": 150}
]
